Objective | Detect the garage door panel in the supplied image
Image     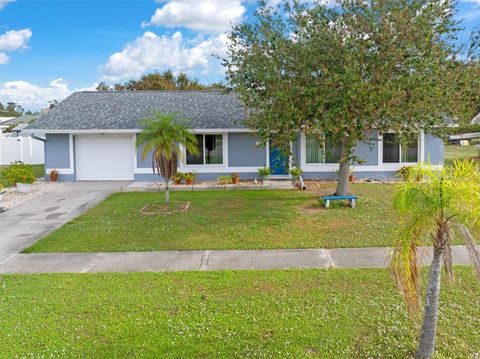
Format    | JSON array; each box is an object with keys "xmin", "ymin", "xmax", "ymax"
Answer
[{"xmin": 75, "ymin": 135, "xmax": 134, "ymax": 181}]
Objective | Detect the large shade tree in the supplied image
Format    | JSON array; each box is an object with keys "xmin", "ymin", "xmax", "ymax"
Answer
[
  {"xmin": 224, "ymin": 0, "xmax": 480, "ymax": 195},
  {"xmin": 136, "ymin": 112, "xmax": 199, "ymax": 204},
  {"xmin": 391, "ymin": 160, "xmax": 480, "ymax": 358}
]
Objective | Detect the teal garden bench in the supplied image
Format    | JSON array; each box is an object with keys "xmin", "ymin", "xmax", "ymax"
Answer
[{"xmin": 322, "ymin": 195, "xmax": 358, "ymax": 209}]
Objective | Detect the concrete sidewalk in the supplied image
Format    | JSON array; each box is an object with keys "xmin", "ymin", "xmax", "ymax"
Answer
[{"xmin": 0, "ymin": 246, "xmax": 474, "ymax": 274}]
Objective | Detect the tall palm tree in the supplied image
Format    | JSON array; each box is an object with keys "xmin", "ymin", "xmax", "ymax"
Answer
[
  {"xmin": 391, "ymin": 160, "xmax": 480, "ymax": 358},
  {"xmin": 136, "ymin": 111, "xmax": 199, "ymax": 204}
]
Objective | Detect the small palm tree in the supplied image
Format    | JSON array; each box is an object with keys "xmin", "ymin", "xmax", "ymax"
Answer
[
  {"xmin": 136, "ymin": 111, "xmax": 199, "ymax": 204},
  {"xmin": 391, "ymin": 160, "xmax": 480, "ymax": 358}
]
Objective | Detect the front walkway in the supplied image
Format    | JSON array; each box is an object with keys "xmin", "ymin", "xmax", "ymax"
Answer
[
  {"xmin": 0, "ymin": 246, "xmax": 474, "ymax": 274},
  {"xmin": 125, "ymin": 179, "xmax": 296, "ymax": 192}
]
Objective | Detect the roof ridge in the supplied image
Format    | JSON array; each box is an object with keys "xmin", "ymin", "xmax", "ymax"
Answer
[{"xmin": 77, "ymin": 90, "xmax": 226, "ymax": 94}]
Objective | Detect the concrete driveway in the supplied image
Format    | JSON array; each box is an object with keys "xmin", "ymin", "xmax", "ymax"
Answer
[{"xmin": 0, "ymin": 182, "xmax": 128, "ymax": 263}]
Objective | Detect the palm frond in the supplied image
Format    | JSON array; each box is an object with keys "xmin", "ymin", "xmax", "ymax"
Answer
[
  {"xmin": 135, "ymin": 111, "xmax": 200, "ymax": 179},
  {"xmin": 458, "ymin": 224, "xmax": 480, "ymax": 281}
]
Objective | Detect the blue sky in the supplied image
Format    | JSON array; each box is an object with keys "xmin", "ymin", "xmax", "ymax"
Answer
[{"xmin": 0, "ymin": 0, "xmax": 478, "ymax": 111}]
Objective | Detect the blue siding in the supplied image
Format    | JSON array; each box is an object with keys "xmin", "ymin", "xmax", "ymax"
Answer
[
  {"xmin": 228, "ymin": 133, "xmax": 266, "ymax": 167},
  {"xmin": 45, "ymin": 134, "xmax": 70, "ymax": 169},
  {"xmin": 425, "ymin": 133, "xmax": 444, "ymax": 164},
  {"xmin": 135, "ymin": 172, "xmax": 260, "ymax": 181},
  {"xmin": 57, "ymin": 174, "xmax": 76, "ymax": 182},
  {"xmin": 136, "ymin": 136, "xmax": 153, "ymax": 169},
  {"xmin": 353, "ymin": 130, "xmax": 378, "ymax": 165}
]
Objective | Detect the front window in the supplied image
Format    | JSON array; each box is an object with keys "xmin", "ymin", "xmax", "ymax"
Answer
[
  {"xmin": 186, "ymin": 134, "xmax": 223, "ymax": 165},
  {"xmin": 306, "ymin": 134, "xmax": 341, "ymax": 164},
  {"xmin": 382, "ymin": 133, "xmax": 418, "ymax": 163}
]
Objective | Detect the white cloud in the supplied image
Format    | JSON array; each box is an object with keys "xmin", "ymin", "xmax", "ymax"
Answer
[
  {"xmin": 0, "ymin": 0, "xmax": 14, "ymax": 10},
  {"xmin": 0, "ymin": 78, "xmax": 90, "ymax": 110},
  {"xmin": 100, "ymin": 31, "xmax": 228, "ymax": 81},
  {"xmin": 0, "ymin": 29, "xmax": 32, "ymax": 64},
  {"xmin": 143, "ymin": 0, "xmax": 245, "ymax": 33},
  {"xmin": 0, "ymin": 29, "xmax": 31, "ymax": 51},
  {"xmin": 0, "ymin": 52, "xmax": 8, "ymax": 64}
]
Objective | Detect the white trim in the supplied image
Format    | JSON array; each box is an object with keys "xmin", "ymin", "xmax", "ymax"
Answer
[
  {"xmin": 299, "ymin": 130, "xmax": 436, "ymax": 173},
  {"xmin": 265, "ymin": 140, "xmax": 270, "ymax": 168},
  {"xmin": 181, "ymin": 132, "xmax": 228, "ymax": 168},
  {"xmin": 132, "ymin": 134, "xmax": 138, "ymax": 171},
  {"xmin": 300, "ymin": 164, "xmax": 443, "ymax": 173},
  {"xmin": 134, "ymin": 166, "xmax": 262, "ymax": 174},
  {"xmin": 26, "ymin": 128, "xmax": 255, "ymax": 135},
  {"xmin": 68, "ymin": 134, "xmax": 74, "ymax": 173},
  {"xmin": 380, "ymin": 132, "xmax": 421, "ymax": 165},
  {"xmin": 420, "ymin": 130, "xmax": 425, "ymax": 162}
]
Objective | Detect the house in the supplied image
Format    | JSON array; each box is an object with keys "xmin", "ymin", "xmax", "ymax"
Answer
[
  {"xmin": 25, "ymin": 90, "xmax": 444, "ymax": 182},
  {"xmin": 0, "ymin": 115, "xmax": 38, "ymax": 137}
]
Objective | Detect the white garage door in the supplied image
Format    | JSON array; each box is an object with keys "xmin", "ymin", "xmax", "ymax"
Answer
[{"xmin": 75, "ymin": 135, "xmax": 134, "ymax": 181}]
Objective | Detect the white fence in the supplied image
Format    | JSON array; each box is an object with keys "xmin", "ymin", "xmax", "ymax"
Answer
[{"xmin": 0, "ymin": 134, "xmax": 45, "ymax": 165}]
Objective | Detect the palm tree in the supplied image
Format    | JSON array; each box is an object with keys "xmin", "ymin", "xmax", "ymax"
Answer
[
  {"xmin": 136, "ymin": 111, "xmax": 199, "ymax": 204},
  {"xmin": 391, "ymin": 160, "xmax": 480, "ymax": 358}
]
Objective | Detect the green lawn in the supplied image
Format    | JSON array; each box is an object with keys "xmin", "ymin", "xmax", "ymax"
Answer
[
  {"xmin": 444, "ymin": 144, "xmax": 479, "ymax": 165},
  {"xmin": 0, "ymin": 268, "xmax": 478, "ymax": 358},
  {"xmin": 26, "ymin": 184, "xmax": 402, "ymax": 252}
]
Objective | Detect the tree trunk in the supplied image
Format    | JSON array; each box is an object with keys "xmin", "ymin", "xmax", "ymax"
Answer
[
  {"xmin": 335, "ymin": 162, "xmax": 350, "ymax": 196},
  {"xmin": 416, "ymin": 248, "xmax": 443, "ymax": 359},
  {"xmin": 335, "ymin": 136, "xmax": 352, "ymax": 196},
  {"xmin": 164, "ymin": 178, "xmax": 170, "ymax": 204}
]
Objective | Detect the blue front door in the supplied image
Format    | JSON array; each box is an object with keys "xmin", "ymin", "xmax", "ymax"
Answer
[{"xmin": 269, "ymin": 141, "xmax": 289, "ymax": 175}]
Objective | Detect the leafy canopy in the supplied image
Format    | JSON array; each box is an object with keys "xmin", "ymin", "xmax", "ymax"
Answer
[{"xmin": 224, "ymin": 0, "xmax": 480, "ymax": 155}]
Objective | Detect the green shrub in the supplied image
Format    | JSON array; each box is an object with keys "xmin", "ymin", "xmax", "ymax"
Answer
[
  {"xmin": 217, "ymin": 175, "xmax": 232, "ymax": 185},
  {"xmin": 1, "ymin": 161, "xmax": 36, "ymax": 186},
  {"xmin": 289, "ymin": 167, "xmax": 303, "ymax": 177},
  {"xmin": 258, "ymin": 167, "xmax": 270, "ymax": 177}
]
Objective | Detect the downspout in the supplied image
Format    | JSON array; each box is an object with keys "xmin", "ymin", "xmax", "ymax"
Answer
[
  {"xmin": 299, "ymin": 175, "xmax": 307, "ymax": 191},
  {"xmin": 29, "ymin": 134, "xmax": 46, "ymax": 143}
]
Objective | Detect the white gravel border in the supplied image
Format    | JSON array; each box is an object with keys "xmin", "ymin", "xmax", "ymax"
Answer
[{"xmin": 0, "ymin": 181, "xmax": 64, "ymax": 210}]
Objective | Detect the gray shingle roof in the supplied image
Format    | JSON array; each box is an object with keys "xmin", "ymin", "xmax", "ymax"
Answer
[{"xmin": 26, "ymin": 91, "xmax": 248, "ymax": 131}]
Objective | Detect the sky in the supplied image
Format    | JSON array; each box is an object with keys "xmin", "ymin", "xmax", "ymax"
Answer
[{"xmin": 0, "ymin": 0, "xmax": 479, "ymax": 111}]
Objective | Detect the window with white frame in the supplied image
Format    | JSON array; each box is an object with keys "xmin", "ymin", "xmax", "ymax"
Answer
[
  {"xmin": 186, "ymin": 134, "xmax": 223, "ymax": 165},
  {"xmin": 305, "ymin": 134, "xmax": 342, "ymax": 164},
  {"xmin": 382, "ymin": 133, "xmax": 418, "ymax": 163}
]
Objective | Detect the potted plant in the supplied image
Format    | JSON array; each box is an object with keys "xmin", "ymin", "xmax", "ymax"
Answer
[
  {"xmin": 217, "ymin": 175, "xmax": 232, "ymax": 185},
  {"xmin": 289, "ymin": 167, "xmax": 303, "ymax": 181},
  {"xmin": 174, "ymin": 172, "xmax": 183, "ymax": 185},
  {"xmin": 258, "ymin": 167, "xmax": 270, "ymax": 181},
  {"xmin": 231, "ymin": 172, "xmax": 240, "ymax": 184},
  {"xmin": 184, "ymin": 171, "xmax": 197, "ymax": 185},
  {"xmin": 50, "ymin": 169, "xmax": 58, "ymax": 182},
  {"xmin": 348, "ymin": 167, "xmax": 356, "ymax": 183}
]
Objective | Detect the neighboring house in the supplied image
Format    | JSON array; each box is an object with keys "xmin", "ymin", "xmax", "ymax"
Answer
[
  {"xmin": 25, "ymin": 91, "xmax": 444, "ymax": 182},
  {"xmin": 1, "ymin": 115, "xmax": 38, "ymax": 137}
]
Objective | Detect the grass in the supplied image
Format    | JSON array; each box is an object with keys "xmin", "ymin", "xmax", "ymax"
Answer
[
  {"xmin": 0, "ymin": 268, "xmax": 478, "ymax": 358},
  {"xmin": 25, "ymin": 184, "xmax": 401, "ymax": 252},
  {"xmin": 444, "ymin": 144, "xmax": 479, "ymax": 165}
]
